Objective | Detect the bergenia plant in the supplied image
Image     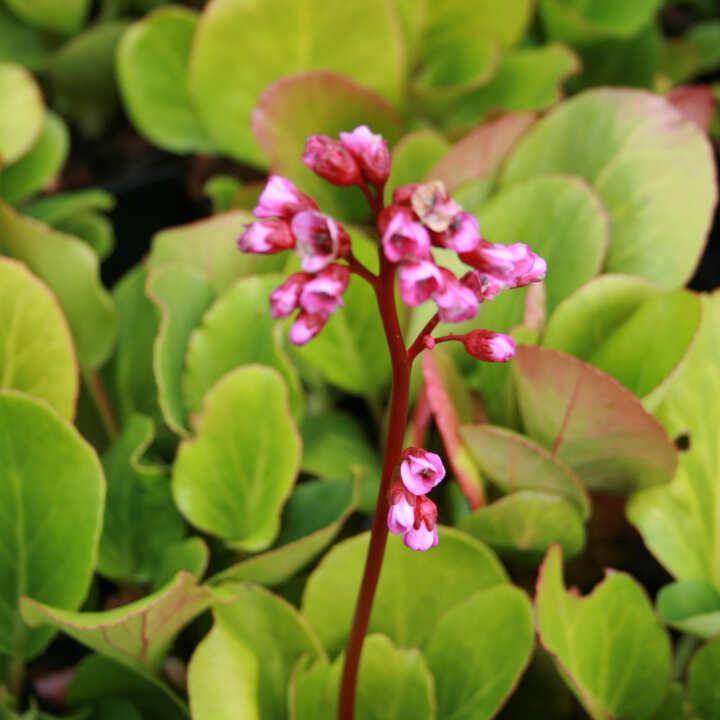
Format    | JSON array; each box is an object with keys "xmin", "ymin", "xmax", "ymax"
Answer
[{"xmin": 237, "ymin": 125, "xmax": 546, "ymax": 717}]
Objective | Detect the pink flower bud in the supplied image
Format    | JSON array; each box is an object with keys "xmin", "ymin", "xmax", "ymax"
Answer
[
  {"xmin": 392, "ymin": 183, "xmax": 420, "ymax": 207},
  {"xmin": 387, "ymin": 481, "xmax": 416, "ymax": 535},
  {"xmin": 400, "ymin": 447, "xmax": 446, "ymax": 495},
  {"xmin": 292, "ymin": 210, "xmax": 350, "ymax": 273},
  {"xmin": 460, "ymin": 241, "xmax": 546, "ymax": 288},
  {"xmin": 513, "ymin": 250, "xmax": 547, "ymax": 287},
  {"xmin": 380, "ymin": 206, "xmax": 431, "ymax": 262},
  {"xmin": 254, "ymin": 175, "xmax": 318, "ymax": 219},
  {"xmin": 462, "ymin": 330, "xmax": 515, "ymax": 362},
  {"xmin": 411, "ymin": 181, "xmax": 462, "ymax": 232},
  {"xmin": 434, "ymin": 268, "xmax": 479, "ymax": 323},
  {"xmin": 404, "ymin": 496, "xmax": 439, "ymax": 551},
  {"xmin": 398, "ymin": 260, "xmax": 443, "ymax": 306},
  {"xmin": 461, "ymin": 270, "xmax": 507, "ymax": 301},
  {"xmin": 339, "ymin": 125, "xmax": 391, "ymax": 185},
  {"xmin": 238, "ymin": 219, "xmax": 295, "ymax": 254},
  {"xmin": 303, "ymin": 135, "xmax": 361, "ymax": 186},
  {"xmin": 299, "ymin": 263, "xmax": 350, "ymax": 316},
  {"xmin": 288, "ymin": 311, "xmax": 328, "ymax": 346},
  {"xmin": 432, "ymin": 211, "xmax": 481, "ymax": 253},
  {"xmin": 269, "ymin": 272, "xmax": 311, "ymax": 318}
]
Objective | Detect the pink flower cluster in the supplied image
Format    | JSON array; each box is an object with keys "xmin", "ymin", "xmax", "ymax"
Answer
[
  {"xmin": 388, "ymin": 447, "xmax": 445, "ymax": 551},
  {"xmin": 381, "ymin": 180, "xmax": 546, "ymax": 324}
]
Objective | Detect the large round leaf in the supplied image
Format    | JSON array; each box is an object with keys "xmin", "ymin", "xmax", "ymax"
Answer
[
  {"xmin": 0, "ymin": 391, "xmax": 104, "ymax": 659},
  {"xmin": 5, "ymin": 0, "xmax": 90, "ymax": 35},
  {"xmin": 187, "ymin": 0, "xmax": 405, "ymax": 166},
  {"xmin": 0, "ymin": 62, "xmax": 44, "ymax": 167},
  {"xmin": 0, "ymin": 257, "xmax": 78, "ymax": 420},
  {"xmin": 502, "ymin": 88, "xmax": 717, "ymax": 289},
  {"xmin": 172, "ymin": 366, "xmax": 301, "ymax": 551}
]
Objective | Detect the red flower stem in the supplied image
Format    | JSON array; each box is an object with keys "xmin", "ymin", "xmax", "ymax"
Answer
[
  {"xmin": 346, "ymin": 252, "xmax": 378, "ymax": 287},
  {"xmin": 407, "ymin": 313, "xmax": 440, "ymax": 362},
  {"xmin": 338, "ymin": 258, "xmax": 410, "ymax": 720}
]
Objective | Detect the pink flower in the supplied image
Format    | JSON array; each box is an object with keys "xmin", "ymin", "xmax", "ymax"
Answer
[
  {"xmin": 303, "ymin": 135, "xmax": 361, "ymax": 186},
  {"xmin": 404, "ymin": 496, "xmax": 439, "ymax": 551},
  {"xmin": 411, "ymin": 181, "xmax": 461, "ymax": 232},
  {"xmin": 292, "ymin": 210, "xmax": 350, "ymax": 272},
  {"xmin": 269, "ymin": 273, "xmax": 311, "ymax": 318},
  {"xmin": 380, "ymin": 206, "xmax": 431, "ymax": 262},
  {"xmin": 460, "ymin": 242, "xmax": 546, "ymax": 288},
  {"xmin": 254, "ymin": 175, "xmax": 317, "ymax": 219},
  {"xmin": 461, "ymin": 270, "xmax": 507, "ymax": 301},
  {"xmin": 288, "ymin": 311, "xmax": 328, "ymax": 346},
  {"xmin": 462, "ymin": 330, "xmax": 515, "ymax": 362},
  {"xmin": 434, "ymin": 268, "xmax": 479, "ymax": 323},
  {"xmin": 398, "ymin": 260, "xmax": 443, "ymax": 306},
  {"xmin": 238, "ymin": 219, "xmax": 294, "ymax": 254},
  {"xmin": 400, "ymin": 447, "xmax": 446, "ymax": 495},
  {"xmin": 392, "ymin": 183, "xmax": 420, "ymax": 207},
  {"xmin": 432, "ymin": 211, "xmax": 481, "ymax": 253},
  {"xmin": 513, "ymin": 249, "xmax": 547, "ymax": 287},
  {"xmin": 339, "ymin": 125, "xmax": 391, "ymax": 185},
  {"xmin": 387, "ymin": 481, "xmax": 416, "ymax": 535},
  {"xmin": 299, "ymin": 263, "xmax": 350, "ymax": 315}
]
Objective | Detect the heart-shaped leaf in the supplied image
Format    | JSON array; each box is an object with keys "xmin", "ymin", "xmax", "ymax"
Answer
[
  {"xmin": 0, "ymin": 390, "xmax": 104, "ymax": 659},
  {"xmin": 0, "ymin": 62, "xmax": 44, "ymax": 167},
  {"xmin": 656, "ymin": 580, "xmax": 720, "ymax": 639},
  {"xmin": 172, "ymin": 366, "xmax": 301, "ymax": 550},
  {"xmin": 513, "ymin": 345, "xmax": 677, "ymax": 493}
]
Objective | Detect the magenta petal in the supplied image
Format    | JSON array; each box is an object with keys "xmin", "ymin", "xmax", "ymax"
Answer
[{"xmin": 403, "ymin": 524, "xmax": 439, "ymax": 551}]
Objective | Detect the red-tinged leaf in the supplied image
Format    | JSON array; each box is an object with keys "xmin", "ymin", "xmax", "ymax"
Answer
[
  {"xmin": 513, "ymin": 345, "xmax": 677, "ymax": 493},
  {"xmin": 429, "ymin": 111, "xmax": 537, "ymax": 190},
  {"xmin": 667, "ymin": 85, "xmax": 715, "ymax": 134},
  {"xmin": 410, "ymin": 383, "xmax": 433, "ymax": 448},
  {"xmin": 422, "ymin": 348, "xmax": 485, "ymax": 508}
]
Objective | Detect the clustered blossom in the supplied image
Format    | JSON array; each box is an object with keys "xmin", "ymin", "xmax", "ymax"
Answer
[{"xmin": 388, "ymin": 447, "xmax": 445, "ymax": 551}]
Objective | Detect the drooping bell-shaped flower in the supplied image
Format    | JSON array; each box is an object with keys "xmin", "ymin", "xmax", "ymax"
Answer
[
  {"xmin": 404, "ymin": 496, "xmax": 439, "ymax": 551},
  {"xmin": 254, "ymin": 175, "xmax": 318, "ymax": 219},
  {"xmin": 339, "ymin": 125, "xmax": 391, "ymax": 185},
  {"xmin": 288, "ymin": 311, "xmax": 329, "ymax": 346},
  {"xmin": 387, "ymin": 481, "xmax": 416, "ymax": 535},
  {"xmin": 433, "ymin": 268, "xmax": 479, "ymax": 323},
  {"xmin": 398, "ymin": 260, "xmax": 443, "ymax": 306},
  {"xmin": 380, "ymin": 206, "xmax": 431, "ymax": 263},
  {"xmin": 269, "ymin": 272, "xmax": 311, "ymax": 318},
  {"xmin": 238, "ymin": 218, "xmax": 295, "ymax": 254},
  {"xmin": 303, "ymin": 135, "xmax": 361, "ymax": 186},
  {"xmin": 462, "ymin": 329, "xmax": 516, "ymax": 362},
  {"xmin": 292, "ymin": 210, "xmax": 350, "ymax": 272},
  {"xmin": 432, "ymin": 211, "xmax": 481, "ymax": 253},
  {"xmin": 399, "ymin": 446, "xmax": 446, "ymax": 496},
  {"xmin": 299, "ymin": 263, "xmax": 350, "ymax": 316}
]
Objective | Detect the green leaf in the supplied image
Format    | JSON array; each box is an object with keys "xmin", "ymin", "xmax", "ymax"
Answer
[
  {"xmin": 0, "ymin": 62, "xmax": 44, "ymax": 167},
  {"xmin": 689, "ymin": 637, "xmax": 720, "ymax": 719},
  {"xmin": 291, "ymin": 634, "xmax": 436, "ymax": 719},
  {"xmin": 21, "ymin": 188, "xmax": 114, "ymax": 224},
  {"xmin": 146, "ymin": 266, "xmax": 214, "ymax": 435},
  {"xmin": 21, "ymin": 572, "xmax": 213, "ymax": 674},
  {"xmin": 68, "ymin": 655, "xmax": 187, "ymax": 720},
  {"xmin": 183, "ymin": 274, "xmax": 303, "ymax": 418},
  {"xmin": 98, "ymin": 415, "xmax": 184, "ymax": 583},
  {"xmin": 627, "ymin": 293, "xmax": 720, "ymax": 586},
  {"xmin": 209, "ymin": 584, "xmax": 325, "ymax": 719},
  {"xmin": 513, "ymin": 345, "xmax": 677, "ymax": 493},
  {"xmin": 294, "ymin": 275, "xmax": 390, "ymax": 397},
  {"xmin": 536, "ymin": 546, "xmax": 671, "ymax": 720},
  {"xmin": 252, "ymin": 71, "xmax": 402, "ymax": 221},
  {"xmin": 303, "ymin": 527, "xmax": 507, "ymax": 655},
  {"xmin": 459, "ymin": 491, "xmax": 586, "ymax": 562},
  {"xmin": 651, "ymin": 684, "xmax": 685, "ymax": 720},
  {"xmin": 118, "ymin": 7, "xmax": 216, "ymax": 153},
  {"xmin": 187, "ymin": 0, "xmax": 405, "ymax": 166},
  {"xmin": 425, "ymin": 585, "xmax": 534, "ymax": 720},
  {"xmin": 46, "ymin": 22, "xmax": 127, "ymax": 137},
  {"xmin": 502, "ymin": 88, "xmax": 717, "ymax": 289},
  {"xmin": 187, "ymin": 620, "xmax": 259, "ymax": 720},
  {"xmin": 5, "ymin": 0, "xmax": 90, "ymax": 35},
  {"xmin": 387, "ymin": 130, "xmax": 450, "ymax": 192},
  {"xmin": 0, "ymin": 111, "xmax": 68, "ymax": 204},
  {"xmin": 0, "ymin": 3, "xmax": 53, "ymax": 68},
  {"xmin": 150, "ymin": 537, "xmax": 209, "ymax": 591},
  {"xmin": 0, "ymin": 391, "xmax": 104, "ymax": 659},
  {"xmin": 211, "ymin": 478, "xmax": 356, "ymax": 587},
  {"xmin": 148, "ymin": 211, "xmax": 285, "ymax": 294},
  {"xmin": 657, "ymin": 580, "xmax": 720, "ymax": 639},
  {"xmin": 0, "ymin": 200, "xmax": 116, "ymax": 370},
  {"xmin": 0, "ymin": 257, "xmax": 78, "ymax": 419},
  {"xmin": 54, "ymin": 211, "xmax": 115, "ymax": 260},
  {"xmin": 172, "ymin": 366, "xmax": 301, "ymax": 550}
]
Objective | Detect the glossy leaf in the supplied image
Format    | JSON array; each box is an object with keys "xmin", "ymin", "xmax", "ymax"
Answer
[
  {"xmin": 21, "ymin": 572, "xmax": 213, "ymax": 674},
  {"xmin": 151, "ymin": 537, "xmax": 209, "ymax": 591},
  {"xmin": 188, "ymin": 0, "xmax": 405, "ymax": 166},
  {"xmin": 183, "ymin": 274, "xmax": 302, "ymax": 418},
  {"xmin": 536, "ymin": 546, "xmax": 671, "ymax": 720},
  {"xmin": 172, "ymin": 366, "xmax": 301, "ymax": 550},
  {"xmin": 0, "ymin": 391, "xmax": 104, "ymax": 659},
  {"xmin": 5, "ymin": 0, "xmax": 90, "ymax": 35},
  {"xmin": 0, "ymin": 257, "xmax": 78, "ymax": 420},
  {"xmin": 425, "ymin": 585, "xmax": 534, "ymax": 720},
  {"xmin": 0, "ymin": 62, "xmax": 44, "ymax": 167},
  {"xmin": 513, "ymin": 346, "xmax": 677, "ymax": 493},
  {"xmin": 0, "ymin": 200, "xmax": 116, "ymax": 370},
  {"xmin": 253, "ymin": 72, "xmax": 402, "ymax": 221},
  {"xmin": 502, "ymin": 88, "xmax": 717, "ymax": 289},
  {"xmin": 387, "ymin": 130, "xmax": 450, "ymax": 192},
  {"xmin": 689, "ymin": 637, "xmax": 720, "ymax": 719},
  {"xmin": 0, "ymin": 3, "xmax": 53, "ymax": 68},
  {"xmin": 459, "ymin": 491, "xmax": 586, "ymax": 562},
  {"xmin": 118, "ymin": 7, "xmax": 216, "ymax": 153},
  {"xmin": 0, "ymin": 111, "xmax": 68, "ymax": 204},
  {"xmin": 303, "ymin": 528, "xmax": 507, "ymax": 655},
  {"xmin": 657, "ymin": 580, "xmax": 720, "ymax": 639},
  {"xmin": 22, "ymin": 188, "xmax": 114, "ymax": 224}
]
